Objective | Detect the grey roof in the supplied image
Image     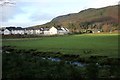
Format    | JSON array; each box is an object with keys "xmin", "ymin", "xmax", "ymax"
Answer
[
  {"xmin": 56, "ymin": 27, "xmax": 63, "ymax": 30},
  {"xmin": 6, "ymin": 27, "xmax": 24, "ymax": 31},
  {"xmin": 25, "ymin": 27, "xmax": 34, "ymax": 30},
  {"xmin": 15, "ymin": 27, "xmax": 24, "ymax": 30},
  {"xmin": 40, "ymin": 27, "xmax": 44, "ymax": 31},
  {"xmin": 44, "ymin": 28, "xmax": 49, "ymax": 31},
  {"xmin": 64, "ymin": 28, "xmax": 68, "ymax": 31},
  {"xmin": 6, "ymin": 27, "xmax": 15, "ymax": 30}
]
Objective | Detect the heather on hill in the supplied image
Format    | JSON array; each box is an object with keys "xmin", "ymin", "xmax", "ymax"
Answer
[{"xmin": 33, "ymin": 5, "xmax": 119, "ymax": 33}]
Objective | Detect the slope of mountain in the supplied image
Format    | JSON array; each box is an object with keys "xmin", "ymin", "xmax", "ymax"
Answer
[{"xmin": 33, "ymin": 5, "xmax": 119, "ymax": 32}]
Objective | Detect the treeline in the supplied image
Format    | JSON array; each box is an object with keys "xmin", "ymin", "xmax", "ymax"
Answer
[{"xmin": 68, "ymin": 20, "xmax": 119, "ymax": 33}]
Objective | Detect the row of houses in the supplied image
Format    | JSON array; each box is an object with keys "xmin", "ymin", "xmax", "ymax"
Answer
[{"xmin": 0, "ymin": 26, "xmax": 70, "ymax": 35}]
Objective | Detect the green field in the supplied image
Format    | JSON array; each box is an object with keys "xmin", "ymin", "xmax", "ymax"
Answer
[{"xmin": 3, "ymin": 34, "xmax": 119, "ymax": 58}]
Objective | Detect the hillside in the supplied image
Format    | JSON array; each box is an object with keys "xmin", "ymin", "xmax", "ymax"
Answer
[{"xmin": 33, "ymin": 5, "xmax": 119, "ymax": 33}]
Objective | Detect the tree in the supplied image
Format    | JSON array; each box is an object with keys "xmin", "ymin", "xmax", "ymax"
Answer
[{"xmin": 68, "ymin": 23, "xmax": 76, "ymax": 32}]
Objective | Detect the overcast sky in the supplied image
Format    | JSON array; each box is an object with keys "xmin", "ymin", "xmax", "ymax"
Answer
[{"xmin": 0, "ymin": 0, "xmax": 119, "ymax": 28}]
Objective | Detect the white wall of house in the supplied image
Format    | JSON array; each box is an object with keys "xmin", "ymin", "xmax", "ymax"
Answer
[
  {"xmin": 25, "ymin": 30, "xmax": 29, "ymax": 34},
  {"xmin": 57, "ymin": 30, "xmax": 65, "ymax": 35},
  {"xmin": 44, "ymin": 31, "xmax": 50, "ymax": 35},
  {"xmin": 11, "ymin": 30, "xmax": 15, "ymax": 34},
  {"xmin": 30, "ymin": 30, "xmax": 34, "ymax": 34},
  {"xmin": 25, "ymin": 30, "xmax": 34, "ymax": 35},
  {"xmin": 19, "ymin": 30, "xmax": 25, "ymax": 34},
  {"xmin": 49, "ymin": 27, "xmax": 57, "ymax": 35},
  {"xmin": 30, "ymin": 30, "xmax": 33, "ymax": 34},
  {"xmin": 34, "ymin": 30, "xmax": 42, "ymax": 34},
  {"xmin": 12, "ymin": 30, "xmax": 25, "ymax": 35},
  {"xmin": 4, "ymin": 29, "xmax": 11, "ymax": 35}
]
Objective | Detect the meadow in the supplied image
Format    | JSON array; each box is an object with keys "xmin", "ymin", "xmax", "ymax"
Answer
[{"xmin": 3, "ymin": 34, "xmax": 119, "ymax": 58}]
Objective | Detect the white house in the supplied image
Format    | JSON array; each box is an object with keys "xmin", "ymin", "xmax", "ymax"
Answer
[
  {"xmin": 11, "ymin": 27, "xmax": 25, "ymax": 35},
  {"xmin": 43, "ymin": 26, "xmax": 70, "ymax": 35},
  {"xmin": 2, "ymin": 26, "xmax": 70, "ymax": 35},
  {"xmin": 49, "ymin": 26, "xmax": 58, "ymax": 35},
  {"xmin": 25, "ymin": 28, "xmax": 34, "ymax": 35},
  {"xmin": 12, "ymin": 30, "xmax": 25, "ymax": 35},
  {"xmin": 64, "ymin": 28, "xmax": 70, "ymax": 33},
  {"xmin": 24, "ymin": 28, "xmax": 43, "ymax": 35},
  {"xmin": 34, "ymin": 28, "xmax": 43, "ymax": 35},
  {"xmin": 43, "ymin": 28, "xmax": 50, "ymax": 35},
  {"xmin": 2, "ymin": 27, "xmax": 25, "ymax": 35},
  {"xmin": 3, "ymin": 29, "xmax": 11, "ymax": 35},
  {"xmin": 60, "ymin": 27, "xmax": 69, "ymax": 34}
]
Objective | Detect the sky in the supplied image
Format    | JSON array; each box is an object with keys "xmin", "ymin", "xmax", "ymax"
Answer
[{"xmin": 0, "ymin": 0, "xmax": 119, "ymax": 28}]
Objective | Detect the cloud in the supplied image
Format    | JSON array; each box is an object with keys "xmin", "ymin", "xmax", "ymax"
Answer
[{"xmin": 0, "ymin": 0, "xmax": 26, "ymax": 22}]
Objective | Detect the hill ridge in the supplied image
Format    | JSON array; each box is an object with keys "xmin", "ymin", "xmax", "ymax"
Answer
[{"xmin": 32, "ymin": 5, "xmax": 119, "ymax": 33}]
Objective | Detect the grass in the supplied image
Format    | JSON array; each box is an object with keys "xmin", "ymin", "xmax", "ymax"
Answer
[{"xmin": 2, "ymin": 34, "xmax": 119, "ymax": 58}]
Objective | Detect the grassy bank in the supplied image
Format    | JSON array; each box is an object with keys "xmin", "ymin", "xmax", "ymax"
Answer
[{"xmin": 2, "ymin": 34, "xmax": 119, "ymax": 58}]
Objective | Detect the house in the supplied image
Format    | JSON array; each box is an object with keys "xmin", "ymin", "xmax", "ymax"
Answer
[
  {"xmin": 43, "ymin": 26, "xmax": 70, "ymax": 35},
  {"xmin": 3, "ymin": 27, "xmax": 16, "ymax": 35},
  {"xmin": 56, "ymin": 27, "xmax": 69, "ymax": 35},
  {"xmin": 11, "ymin": 27, "xmax": 25, "ymax": 35},
  {"xmin": 2, "ymin": 27, "xmax": 25, "ymax": 35},
  {"xmin": 3, "ymin": 28, "xmax": 11, "ymax": 35},
  {"xmin": 43, "ymin": 28, "xmax": 50, "ymax": 35},
  {"xmin": 49, "ymin": 26, "xmax": 58, "ymax": 35},
  {"xmin": 2, "ymin": 26, "xmax": 70, "ymax": 35},
  {"xmin": 34, "ymin": 28, "xmax": 43, "ymax": 35},
  {"xmin": 61, "ymin": 27, "xmax": 69, "ymax": 34},
  {"xmin": 56, "ymin": 27, "xmax": 64, "ymax": 35},
  {"xmin": 25, "ymin": 28, "xmax": 44, "ymax": 35},
  {"xmin": 24, "ymin": 28, "xmax": 34, "ymax": 35}
]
